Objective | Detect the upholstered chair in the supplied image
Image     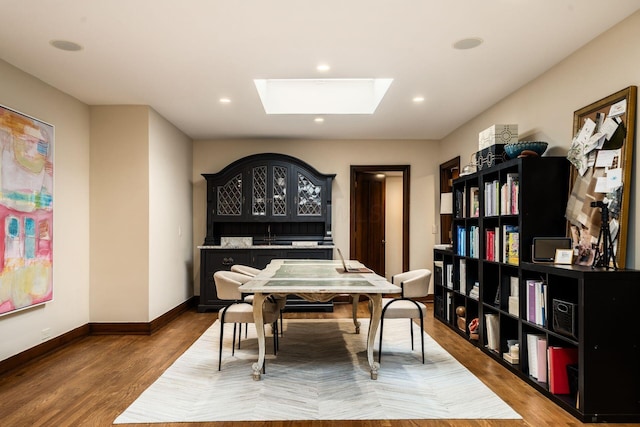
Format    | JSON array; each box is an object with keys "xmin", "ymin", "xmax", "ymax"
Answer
[
  {"xmin": 378, "ymin": 269, "xmax": 432, "ymax": 363},
  {"xmin": 214, "ymin": 270, "xmax": 279, "ymax": 371},
  {"xmin": 231, "ymin": 264, "xmax": 286, "ymax": 336}
]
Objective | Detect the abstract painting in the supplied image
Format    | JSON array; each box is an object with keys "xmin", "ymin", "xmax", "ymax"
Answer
[{"xmin": 0, "ymin": 105, "xmax": 53, "ymax": 316}]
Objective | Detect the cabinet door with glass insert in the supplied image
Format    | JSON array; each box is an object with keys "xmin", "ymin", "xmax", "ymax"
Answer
[
  {"xmin": 215, "ymin": 173, "xmax": 243, "ymax": 217},
  {"xmin": 296, "ymin": 169, "xmax": 324, "ymax": 217}
]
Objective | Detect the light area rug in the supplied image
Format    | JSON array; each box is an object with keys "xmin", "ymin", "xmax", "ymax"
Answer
[{"xmin": 114, "ymin": 318, "xmax": 521, "ymax": 423}]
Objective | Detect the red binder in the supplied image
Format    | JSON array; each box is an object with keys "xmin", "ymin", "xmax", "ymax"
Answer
[{"xmin": 548, "ymin": 346, "xmax": 578, "ymax": 394}]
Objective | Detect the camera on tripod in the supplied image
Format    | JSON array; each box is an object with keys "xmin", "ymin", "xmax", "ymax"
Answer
[{"xmin": 590, "ymin": 198, "xmax": 617, "ymax": 270}]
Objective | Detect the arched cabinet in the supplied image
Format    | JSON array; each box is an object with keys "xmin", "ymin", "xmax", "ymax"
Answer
[{"xmin": 199, "ymin": 153, "xmax": 335, "ymax": 311}]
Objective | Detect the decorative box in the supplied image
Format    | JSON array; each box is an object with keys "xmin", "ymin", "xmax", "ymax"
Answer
[
  {"xmin": 479, "ymin": 124, "xmax": 518, "ymax": 150},
  {"xmin": 476, "ymin": 144, "xmax": 508, "ymax": 171}
]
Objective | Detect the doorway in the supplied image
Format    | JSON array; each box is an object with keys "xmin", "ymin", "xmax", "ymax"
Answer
[{"xmin": 350, "ymin": 165, "xmax": 410, "ymax": 278}]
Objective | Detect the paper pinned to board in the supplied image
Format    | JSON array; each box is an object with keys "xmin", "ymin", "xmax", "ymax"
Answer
[{"xmin": 608, "ymin": 99, "xmax": 627, "ymax": 117}]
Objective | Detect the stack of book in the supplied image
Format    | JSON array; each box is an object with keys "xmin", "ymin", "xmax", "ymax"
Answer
[
  {"xmin": 500, "ymin": 172, "xmax": 520, "ymax": 215},
  {"xmin": 502, "ymin": 224, "xmax": 519, "ymax": 264},
  {"xmin": 484, "ymin": 179, "xmax": 500, "ymax": 216},
  {"xmin": 526, "ymin": 279, "xmax": 547, "ymax": 326}
]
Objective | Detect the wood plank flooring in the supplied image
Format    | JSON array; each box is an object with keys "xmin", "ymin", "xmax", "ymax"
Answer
[{"xmin": 0, "ymin": 302, "xmax": 630, "ymax": 426}]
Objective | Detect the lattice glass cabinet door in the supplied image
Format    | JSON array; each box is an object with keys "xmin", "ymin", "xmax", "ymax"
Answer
[
  {"xmin": 297, "ymin": 171, "xmax": 322, "ymax": 216},
  {"xmin": 252, "ymin": 165, "xmax": 267, "ymax": 216},
  {"xmin": 216, "ymin": 173, "xmax": 243, "ymax": 216},
  {"xmin": 271, "ymin": 165, "xmax": 288, "ymax": 216}
]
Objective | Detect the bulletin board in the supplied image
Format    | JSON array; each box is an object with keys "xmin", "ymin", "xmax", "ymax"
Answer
[{"xmin": 565, "ymin": 86, "xmax": 636, "ymax": 269}]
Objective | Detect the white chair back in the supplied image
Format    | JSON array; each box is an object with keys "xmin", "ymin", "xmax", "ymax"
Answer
[
  {"xmin": 214, "ymin": 270, "xmax": 252, "ymax": 300},
  {"xmin": 230, "ymin": 264, "xmax": 261, "ymax": 277},
  {"xmin": 392, "ymin": 269, "xmax": 431, "ymax": 299}
]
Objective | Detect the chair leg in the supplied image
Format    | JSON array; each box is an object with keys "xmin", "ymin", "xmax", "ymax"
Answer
[
  {"xmin": 419, "ymin": 313, "xmax": 425, "ymax": 364},
  {"xmin": 378, "ymin": 316, "xmax": 385, "ymax": 363},
  {"xmin": 218, "ymin": 321, "xmax": 224, "ymax": 371},
  {"xmin": 410, "ymin": 318, "xmax": 415, "ymax": 350},
  {"xmin": 280, "ymin": 310, "xmax": 284, "ymax": 337},
  {"xmin": 231, "ymin": 323, "xmax": 237, "ymax": 355},
  {"xmin": 273, "ymin": 322, "xmax": 278, "ymax": 355}
]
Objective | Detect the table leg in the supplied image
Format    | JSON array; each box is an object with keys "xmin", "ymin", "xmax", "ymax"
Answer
[
  {"xmin": 251, "ymin": 292, "xmax": 267, "ymax": 381},
  {"xmin": 366, "ymin": 293, "xmax": 382, "ymax": 380},
  {"xmin": 352, "ymin": 293, "xmax": 361, "ymax": 334}
]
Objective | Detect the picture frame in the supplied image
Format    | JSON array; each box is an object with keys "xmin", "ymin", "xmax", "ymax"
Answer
[
  {"xmin": 0, "ymin": 104, "xmax": 54, "ymax": 316},
  {"xmin": 566, "ymin": 86, "xmax": 637, "ymax": 268},
  {"xmin": 554, "ymin": 249, "xmax": 574, "ymax": 265}
]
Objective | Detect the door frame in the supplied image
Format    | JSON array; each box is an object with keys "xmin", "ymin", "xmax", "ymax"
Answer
[{"xmin": 350, "ymin": 165, "xmax": 410, "ymax": 273}]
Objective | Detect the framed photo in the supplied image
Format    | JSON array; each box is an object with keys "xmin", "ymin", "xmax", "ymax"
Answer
[{"xmin": 554, "ymin": 249, "xmax": 574, "ymax": 265}]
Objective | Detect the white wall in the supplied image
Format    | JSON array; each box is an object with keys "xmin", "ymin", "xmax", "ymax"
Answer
[
  {"xmin": 192, "ymin": 139, "xmax": 439, "ymax": 294},
  {"xmin": 0, "ymin": 59, "xmax": 91, "ymax": 360},
  {"xmin": 148, "ymin": 109, "xmax": 193, "ymax": 320},
  {"xmin": 438, "ymin": 10, "xmax": 640, "ymax": 269},
  {"xmin": 90, "ymin": 106, "xmax": 150, "ymax": 322}
]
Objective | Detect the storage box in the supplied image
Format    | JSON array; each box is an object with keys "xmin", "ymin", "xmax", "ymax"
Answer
[
  {"xmin": 476, "ymin": 144, "xmax": 508, "ymax": 170},
  {"xmin": 479, "ymin": 124, "xmax": 518, "ymax": 150}
]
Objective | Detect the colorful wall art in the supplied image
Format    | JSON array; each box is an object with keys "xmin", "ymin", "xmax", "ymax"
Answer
[{"xmin": 0, "ymin": 105, "xmax": 53, "ymax": 316}]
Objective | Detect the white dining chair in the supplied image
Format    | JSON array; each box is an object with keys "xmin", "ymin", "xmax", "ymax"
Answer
[
  {"xmin": 214, "ymin": 270, "xmax": 280, "ymax": 371},
  {"xmin": 231, "ymin": 264, "xmax": 286, "ymax": 337},
  {"xmin": 377, "ymin": 268, "xmax": 432, "ymax": 364}
]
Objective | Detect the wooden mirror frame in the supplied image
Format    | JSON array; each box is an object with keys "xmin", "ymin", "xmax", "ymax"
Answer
[{"xmin": 568, "ymin": 86, "xmax": 636, "ymax": 269}]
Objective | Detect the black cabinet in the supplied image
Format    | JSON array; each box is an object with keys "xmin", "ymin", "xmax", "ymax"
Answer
[
  {"xmin": 199, "ymin": 153, "xmax": 336, "ymax": 312},
  {"xmin": 203, "ymin": 153, "xmax": 335, "ymax": 245},
  {"xmin": 434, "ymin": 156, "xmax": 640, "ymax": 422}
]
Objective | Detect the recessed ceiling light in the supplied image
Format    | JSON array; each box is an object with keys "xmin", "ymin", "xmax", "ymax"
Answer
[
  {"xmin": 49, "ymin": 40, "xmax": 83, "ymax": 52},
  {"xmin": 453, "ymin": 37, "xmax": 483, "ymax": 50},
  {"xmin": 413, "ymin": 96, "xmax": 425, "ymax": 103},
  {"xmin": 317, "ymin": 64, "xmax": 330, "ymax": 72},
  {"xmin": 219, "ymin": 97, "xmax": 231, "ymax": 104},
  {"xmin": 253, "ymin": 78, "xmax": 393, "ymax": 114},
  {"xmin": 314, "ymin": 117, "xmax": 325, "ymax": 123}
]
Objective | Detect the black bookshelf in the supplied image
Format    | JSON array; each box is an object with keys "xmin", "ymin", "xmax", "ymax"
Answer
[{"xmin": 433, "ymin": 156, "xmax": 640, "ymax": 422}]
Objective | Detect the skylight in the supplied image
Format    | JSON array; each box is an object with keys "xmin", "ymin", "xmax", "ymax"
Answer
[{"xmin": 253, "ymin": 78, "xmax": 393, "ymax": 114}]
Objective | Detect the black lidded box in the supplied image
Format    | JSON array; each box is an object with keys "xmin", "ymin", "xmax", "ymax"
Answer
[{"xmin": 476, "ymin": 144, "xmax": 507, "ymax": 170}]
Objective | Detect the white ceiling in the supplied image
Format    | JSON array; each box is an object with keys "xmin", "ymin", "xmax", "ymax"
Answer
[{"xmin": 1, "ymin": 1, "xmax": 639, "ymax": 141}]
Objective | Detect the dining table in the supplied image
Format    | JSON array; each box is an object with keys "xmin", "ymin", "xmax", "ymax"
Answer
[{"xmin": 238, "ymin": 258, "xmax": 401, "ymax": 380}]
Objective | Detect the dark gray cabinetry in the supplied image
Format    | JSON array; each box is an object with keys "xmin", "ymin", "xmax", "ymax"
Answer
[
  {"xmin": 198, "ymin": 247, "xmax": 333, "ymax": 312},
  {"xmin": 199, "ymin": 153, "xmax": 336, "ymax": 312}
]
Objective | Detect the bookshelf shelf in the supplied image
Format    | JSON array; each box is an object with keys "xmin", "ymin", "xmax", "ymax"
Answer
[{"xmin": 434, "ymin": 156, "xmax": 640, "ymax": 423}]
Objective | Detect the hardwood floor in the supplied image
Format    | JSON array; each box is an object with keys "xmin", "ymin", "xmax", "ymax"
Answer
[{"xmin": 0, "ymin": 302, "xmax": 630, "ymax": 427}]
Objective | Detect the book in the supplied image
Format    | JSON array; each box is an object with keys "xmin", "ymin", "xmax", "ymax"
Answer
[
  {"xmin": 507, "ymin": 231, "xmax": 519, "ymax": 265},
  {"xmin": 459, "ymin": 258, "xmax": 467, "ymax": 294},
  {"xmin": 501, "ymin": 225, "xmax": 518, "ymax": 263},
  {"xmin": 527, "ymin": 334, "xmax": 545, "ymax": 379},
  {"xmin": 525, "ymin": 279, "xmax": 547, "ymax": 326},
  {"xmin": 485, "ymin": 314, "xmax": 500, "ymax": 352},
  {"xmin": 506, "ymin": 172, "xmax": 519, "ymax": 214},
  {"xmin": 470, "ymin": 187, "xmax": 480, "ymax": 217},
  {"xmin": 548, "ymin": 346, "xmax": 578, "ymax": 394},
  {"xmin": 536, "ymin": 337, "xmax": 548, "ymax": 383},
  {"xmin": 509, "ymin": 276, "xmax": 519, "ymax": 297}
]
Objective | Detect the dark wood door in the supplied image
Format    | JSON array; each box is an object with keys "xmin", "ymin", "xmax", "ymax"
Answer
[{"xmin": 353, "ymin": 172, "xmax": 385, "ymax": 275}]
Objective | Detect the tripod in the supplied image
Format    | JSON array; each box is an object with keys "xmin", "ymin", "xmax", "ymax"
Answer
[{"xmin": 591, "ymin": 201, "xmax": 618, "ymax": 270}]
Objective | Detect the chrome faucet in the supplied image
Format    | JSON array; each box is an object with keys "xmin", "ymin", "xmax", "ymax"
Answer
[{"xmin": 264, "ymin": 224, "xmax": 276, "ymax": 245}]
